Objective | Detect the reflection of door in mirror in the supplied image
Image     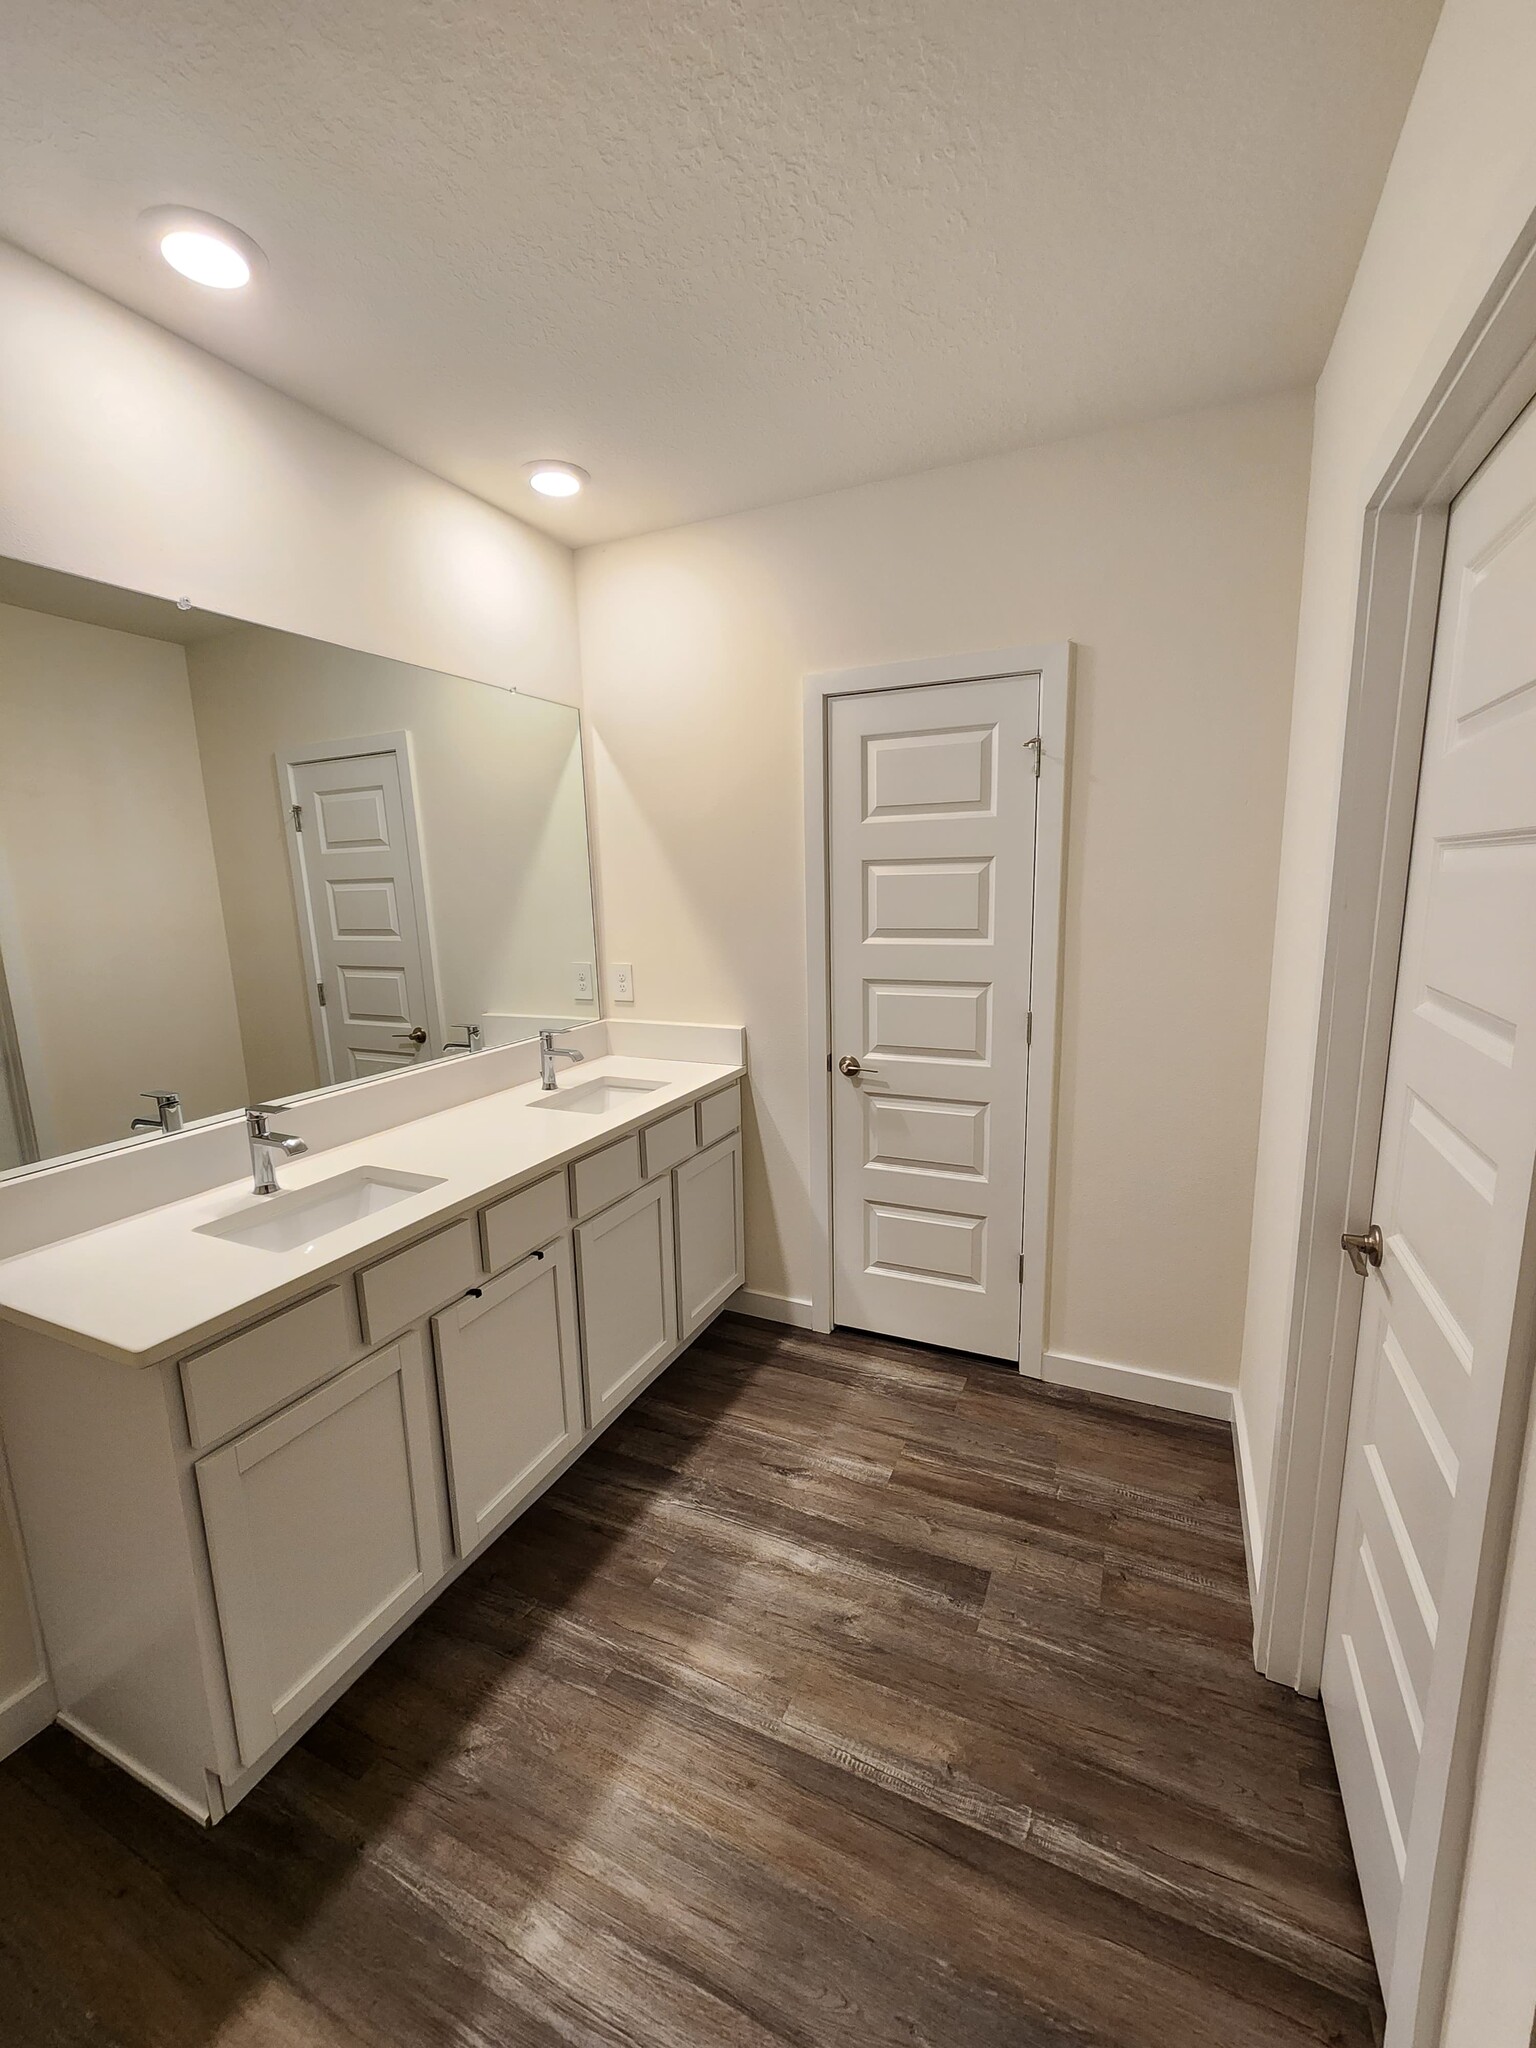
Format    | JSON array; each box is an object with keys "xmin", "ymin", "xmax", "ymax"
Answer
[{"xmin": 280, "ymin": 737, "xmax": 443, "ymax": 1086}]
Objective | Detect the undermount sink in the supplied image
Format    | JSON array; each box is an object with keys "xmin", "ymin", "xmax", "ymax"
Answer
[
  {"xmin": 196, "ymin": 1167, "xmax": 445, "ymax": 1254},
  {"xmin": 530, "ymin": 1076, "xmax": 665, "ymax": 1114}
]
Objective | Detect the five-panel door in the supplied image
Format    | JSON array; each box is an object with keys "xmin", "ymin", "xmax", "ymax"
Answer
[
  {"xmin": 1321, "ymin": 393, "xmax": 1536, "ymax": 2006},
  {"xmin": 827, "ymin": 676, "xmax": 1037, "ymax": 1360}
]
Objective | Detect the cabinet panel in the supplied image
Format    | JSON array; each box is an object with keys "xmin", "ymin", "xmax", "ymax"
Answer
[
  {"xmin": 697, "ymin": 1082, "xmax": 742, "ymax": 1149},
  {"xmin": 195, "ymin": 1337, "xmax": 445, "ymax": 1767},
  {"xmin": 356, "ymin": 1217, "xmax": 481, "ymax": 1344},
  {"xmin": 641, "ymin": 1105, "xmax": 697, "ymax": 1179},
  {"xmin": 433, "ymin": 1241, "xmax": 583, "ymax": 1558},
  {"xmin": 181, "ymin": 1284, "xmax": 355, "ymax": 1450},
  {"xmin": 675, "ymin": 1132, "xmax": 745, "ymax": 1338},
  {"xmin": 481, "ymin": 1170, "xmax": 569, "ymax": 1275},
  {"xmin": 570, "ymin": 1133, "xmax": 643, "ymax": 1220},
  {"xmin": 575, "ymin": 1178, "xmax": 678, "ymax": 1424}
]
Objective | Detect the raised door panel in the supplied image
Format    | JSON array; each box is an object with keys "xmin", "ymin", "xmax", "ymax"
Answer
[
  {"xmin": 432, "ymin": 1240, "xmax": 584, "ymax": 1558},
  {"xmin": 575, "ymin": 1178, "xmax": 678, "ymax": 1424},
  {"xmin": 675, "ymin": 1132, "xmax": 744, "ymax": 1339},
  {"xmin": 195, "ymin": 1337, "xmax": 446, "ymax": 1768}
]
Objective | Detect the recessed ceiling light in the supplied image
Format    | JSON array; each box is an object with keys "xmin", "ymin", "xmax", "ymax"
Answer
[
  {"xmin": 140, "ymin": 207, "xmax": 264, "ymax": 291},
  {"xmin": 525, "ymin": 461, "xmax": 588, "ymax": 498}
]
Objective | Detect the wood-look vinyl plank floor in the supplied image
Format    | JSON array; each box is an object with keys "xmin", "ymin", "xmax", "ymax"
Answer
[{"xmin": 0, "ymin": 1317, "xmax": 1380, "ymax": 2047}]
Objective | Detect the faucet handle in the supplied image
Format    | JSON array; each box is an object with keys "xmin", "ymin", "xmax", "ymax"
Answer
[{"xmin": 141, "ymin": 1089, "xmax": 180, "ymax": 1103}]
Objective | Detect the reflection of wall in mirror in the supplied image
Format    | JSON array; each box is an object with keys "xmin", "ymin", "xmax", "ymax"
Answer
[
  {"xmin": 0, "ymin": 602, "xmax": 249, "ymax": 1155},
  {"xmin": 185, "ymin": 626, "xmax": 598, "ymax": 1104}
]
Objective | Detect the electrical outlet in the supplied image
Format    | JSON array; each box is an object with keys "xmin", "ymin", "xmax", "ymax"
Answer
[
  {"xmin": 573, "ymin": 962, "xmax": 594, "ymax": 1003},
  {"xmin": 613, "ymin": 962, "xmax": 635, "ymax": 1003}
]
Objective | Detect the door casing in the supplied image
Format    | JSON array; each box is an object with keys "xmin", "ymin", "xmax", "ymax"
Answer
[
  {"xmin": 802, "ymin": 644, "xmax": 1072, "ymax": 1373},
  {"xmin": 1258, "ymin": 198, "xmax": 1536, "ymax": 2048}
]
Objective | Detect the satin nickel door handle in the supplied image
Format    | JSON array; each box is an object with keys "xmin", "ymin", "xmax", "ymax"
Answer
[
  {"xmin": 395, "ymin": 1026, "xmax": 428, "ymax": 1046},
  {"xmin": 1342, "ymin": 1224, "xmax": 1383, "ymax": 1277},
  {"xmin": 838, "ymin": 1055, "xmax": 880, "ymax": 1078}
]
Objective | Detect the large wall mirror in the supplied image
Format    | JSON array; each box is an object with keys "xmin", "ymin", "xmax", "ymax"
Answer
[{"xmin": 0, "ymin": 560, "xmax": 599, "ymax": 1178}]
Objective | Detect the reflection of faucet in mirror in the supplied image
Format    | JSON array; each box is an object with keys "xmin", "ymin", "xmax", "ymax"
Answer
[
  {"xmin": 245, "ymin": 1104, "xmax": 309, "ymax": 1196},
  {"xmin": 538, "ymin": 1029, "xmax": 584, "ymax": 1091},
  {"xmin": 130, "ymin": 1090, "xmax": 184, "ymax": 1135},
  {"xmin": 443, "ymin": 1024, "xmax": 482, "ymax": 1054}
]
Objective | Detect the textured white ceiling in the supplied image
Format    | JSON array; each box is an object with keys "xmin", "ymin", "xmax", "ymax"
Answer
[{"xmin": 0, "ymin": 0, "xmax": 1439, "ymax": 544}]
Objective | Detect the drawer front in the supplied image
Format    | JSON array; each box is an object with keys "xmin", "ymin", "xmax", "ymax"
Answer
[
  {"xmin": 641, "ymin": 1104, "xmax": 697, "ymax": 1180},
  {"xmin": 181, "ymin": 1284, "xmax": 356, "ymax": 1451},
  {"xmin": 481, "ymin": 1170, "xmax": 570, "ymax": 1274},
  {"xmin": 570, "ymin": 1132, "xmax": 643, "ymax": 1220},
  {"xmin": 697, "ymin": 1082, "xmax": 742, "ymax": 1149},
  {"xmin": 357, "ymin": 1217, "xmax": 482, "ymax": 1343}
]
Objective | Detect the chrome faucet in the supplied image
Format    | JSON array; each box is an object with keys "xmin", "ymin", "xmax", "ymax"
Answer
[
  {"xmin": 245, "ymin": 1104, "xmax": 308, "ymax": 1195},
  {"xmin": 538, "ymin": 1028, "xmax": 585, "ymax": 1091},
  {"xmin": 130, "ymin": 1090, "xmax": 184, "ymax": 1135}
]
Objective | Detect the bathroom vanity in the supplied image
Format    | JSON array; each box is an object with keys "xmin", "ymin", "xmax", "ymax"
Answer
[{"xmin": 0, "ymin": 1032, "xmax": 745, "ymax": 1821}]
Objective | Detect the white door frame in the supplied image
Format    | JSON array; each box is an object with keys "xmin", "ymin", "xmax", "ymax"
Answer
[
  {"xmin": 276, "ymin": 731, "xmax": 446, "ymax": 1086},
  {"xmin": 1257, "ymin": 201, "xmax": 1536, "ymax": 2048},
  {"xmin": 802, "ymin": 643, "xmax": 1072, "ymax": 1371}
]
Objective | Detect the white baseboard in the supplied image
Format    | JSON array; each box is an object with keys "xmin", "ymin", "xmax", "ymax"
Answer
[
  {"xmin": 1232, "ymin": 1389, "xmax": 1266, "ymax": 1613},
  {"xmin": 1043, "ymin": 1349, "xmax": 1235, "ymax": 1423},
  {"xmin": 0, "ymin": 1671, "xmax": 55, "ymax": 1762},
  {"xmin": 729, "ymin": 1287, "xmax": 821, "ymax": 1331}
]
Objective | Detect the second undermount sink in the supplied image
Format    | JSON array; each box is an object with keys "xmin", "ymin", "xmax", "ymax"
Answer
[
  {"xmin": 530, "ymin": 1075, "xmax": 665, "ymax": 1114},
  {"xmin": 196, "ymin": 1167, "xmax": 445, "ymax": 1254}
]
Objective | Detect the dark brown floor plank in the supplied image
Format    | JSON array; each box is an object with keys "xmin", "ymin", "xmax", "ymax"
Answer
[{"xmin": 0, "ymin": 1315, "xmax": 1380, "ymax": 2046}]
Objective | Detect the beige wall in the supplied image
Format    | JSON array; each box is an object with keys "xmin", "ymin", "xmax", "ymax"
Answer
[
  {"xmin": 579, "ymin": 390, "xmax": 1311, "ymax": 1388},
  {"xmin": 0, "ymin": 602, "xmax": 248, "ymax": 1153},
  {"xmin": 0, "ymin": 242, "xmax": 581, "ymax": 709},
  {"xmin": 1238, "ymin": 0, "xmax": 1536, "ymax": 1540},
  {"xmin": 185, "ymin": 626, "xmax": 598, "ymax": 1102}
]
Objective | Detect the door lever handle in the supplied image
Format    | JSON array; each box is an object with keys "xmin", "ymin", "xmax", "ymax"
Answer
[
  {"xmin": 838, "ymin": 1055, "xmax": 880, "ymax": 1079},
  {"xmin": 1342, "ymin": 1224, "xmax": 1383, "ymax": 1278}
]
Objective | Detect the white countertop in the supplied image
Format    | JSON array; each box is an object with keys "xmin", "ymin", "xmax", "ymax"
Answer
[{"xmin": 0, "ymin": 1054, "xmax": 742, "ymax": 1368}]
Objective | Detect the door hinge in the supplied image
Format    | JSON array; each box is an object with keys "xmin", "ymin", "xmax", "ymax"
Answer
[
  {"xmin": 1025, "ymin": 735, "xmax": 1042, "ymax": 778},
  {"xmin": 1026, "ymin": 1010, "xmax": 1033, "ymax": 1047},
  {"xmin": 827, "ymin": 1052, "xmax": 834, "ymax": 1073},
  {"xmin": 291, "ymin": 803, "xmax": 303, "ymax": 832},
  {"xmin": 316, "ymin": 980, "xmax": 327, "ymax": 1007},
  {"xmin": 1019, "ymin": 1253, "xmax": 1026, "ymax": 1281}
]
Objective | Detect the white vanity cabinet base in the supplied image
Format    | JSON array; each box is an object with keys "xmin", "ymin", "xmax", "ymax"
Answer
[
  {"xmin": 433, "ymin": 1240, "xmax": 584, "ymax": 1559},
  {"xmin": 675, "ymin": 1132, "xmax": 746, "ymax": 1339},
  {"xmin": 196, "ymin": 1336, "xmax": 446, "ymax": 1767},
  {"xmin": 576, "ymin": 1178, "xmax": 679, "ymax": 1425}
]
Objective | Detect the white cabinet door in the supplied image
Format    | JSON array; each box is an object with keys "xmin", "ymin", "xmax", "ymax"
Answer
[
  {"xmin": 195, "ymin": 1337, "xmax": 446, "ymax": 1768},
  {"xmin": 675, "ymin": 1131, "xmax": 744, "ymax": 1339},
  {"xmin": 432, "ymin": 1240, "xmax": 584, "ymax": 1559},
  {"xmin": 575, "ymin": 1178, "xmax": 678, "ymax": 1424}
]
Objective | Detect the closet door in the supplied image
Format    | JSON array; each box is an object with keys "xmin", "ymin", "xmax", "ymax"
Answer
[
  {"xmin": 575, "ymin": 1178, "xmax": 678, "ymax": 1424},
  {"xmin": 433, "ymin": 1239, "xmax": 584, "ymax": 1558},
  {"xmin": 196, "ymin": 1337, "xmax": 445, "ymax": 1767}
]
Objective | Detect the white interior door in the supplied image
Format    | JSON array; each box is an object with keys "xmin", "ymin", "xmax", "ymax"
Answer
[
  {"xmin": 284, "ymin": 740, "xmax": 440, "ymax": 1084},
  {"xmin": 828, "ymin": 675, "xmax": 1037, "ymax": 1361},
  {"xmin": 1321, "ymin": 396, "xmax": 1536, "ymax": 2016}
]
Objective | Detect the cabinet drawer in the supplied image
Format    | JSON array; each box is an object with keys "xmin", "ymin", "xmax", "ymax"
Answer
[
  {"xmin": 357, "ymin": 1217, "xmax": 481, "ymax": 1343},
  {"xmin": 481, "ymin": 1170, "xmax": 569, "ymax": 1274},
  {"xmin": 570, "ymin": 1133, "xmax": 643, "ymax": 1220},
  {"xmin": 698, "ymin": 1082, "xmax": 742, "ymax": 1149},
  {"xmin": 641, "ymin": 1105, "xmax": 697, "ymax": 1179},
  {"xmin": 181, "ymin": 1285, "xmax": 356, "ymax": 1450}
]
